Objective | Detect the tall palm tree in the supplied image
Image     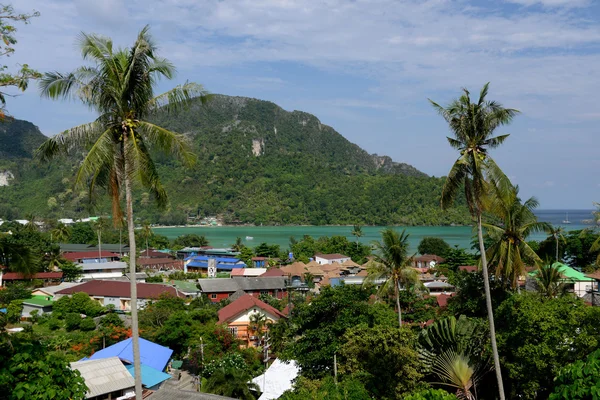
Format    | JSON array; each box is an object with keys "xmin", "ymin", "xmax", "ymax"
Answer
[
  {"xmin": 590, "ymin": 202, "xmax": 600, "ymax": 265},
  {"xmin": 483, "ymin": 185, "xmax": 549, "ymax": 290},
  {"xmin": 534, "ymin": 262, "xmax": 571, "ymax": 298},
  {"xmin": 249, "ymin": 312, "xmax": 267, "ymax": 346},
  {"xmin": 430, "ymin": 83, "xmax": 519, "ymax": 400},
  {"xmin": 140, "ymin": 221, "xmax": 152, "ymax": 256},
  {"xmin": 36, "ymin": 26, "xmax": 207, "ymax": 399},
  {"xmin": 351, "ymin": 224, "xmax": 363, "ymax": 250},
  {"xmin": 51, "ymin": 223, "xmax": 71, "ymax": 243},
  {"xmin": 364, "ymin": 228, "xmax": 419, "ymax": 327},
  {"xmin": 231, "ymin": 237, "xmax": 244, "ymax": 252},
  {"xmin": 94, "ymin": 217, "xmax": 109, "ymax": 260},
  {"xmin": 0, "ymin": 236, "xmax": 38, "ymax": 276},
  {"xmin": 25, "ymin": 213, "xmax": 39, "ymax": 232},
  {"xmin": 545, "ymin": 225, "xmax": 566, "ymax": 263}
]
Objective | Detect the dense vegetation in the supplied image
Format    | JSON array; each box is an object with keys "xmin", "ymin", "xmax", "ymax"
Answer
[{"xmin": 0, "ymin": 96, "xmax": 472, "ymax": 225}]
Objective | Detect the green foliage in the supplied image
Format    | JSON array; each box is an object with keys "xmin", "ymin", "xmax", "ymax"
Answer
[
  {"xmin": 254, "ymin": 242, "xmax": 280, "ymax": 258},
  {"xmin": 280, "ymin": 376, "xmax": 371, "ymax": 400},
  {"xmin": 52, "ymin": 292, "xmax": 104, "ymax": 318},
  {"xmin": 290, "ymin": 235, "xmax": 371, "ymax": 263},
  {"xmin": 496, "ymin": 292, "xmax": 600, "ymax": 399},
  {"xmin": 565, "ymin": 230, "xmax": 600, "ymax": 270},
  {"xmin": 418, "ymin": 237, "xmax": 451, "ymax": 257},
  {"xmin": 282, "ymin": 285, "xmax": 396, "ymax": 378},
  {"xmin": 403, "ymin": 389, "xmax": 459, "ymax": 400},
  {"xmin": 339, "ymin": 324, "xmax": 423, "ymax": 398},
  {"xmin": 68, "ymin": 222, "xmax": 96, "ymax": 244},
  {"xmin": 100, "ymin": 312, "xmax": 124, "ymax": 328},
  {"xmin": 6, "ymin": 300, "xmax": 23, "ymax": 323},
  {"xmin": 0, "ymin": 338, "xmax": 87, "ymax": 400},
  {"xmin": 79, "ymin": 317, "xmax": 96, "ymax": 331},
  {"xmin": 0, "ymin": 283, "xmax": 30, "ymax": 305},
  {"xmin": 446, "ymin": 270, "xmax": 510, "ymax": 318},
  {"xmin": 204, "ymin": 365, "xmax": 259, "ymax": 400},
  {"xmin": 64, "ymin": 312, "xmax": 82, "ymax": 331},
  {"xmin": 550, "ymin": 349, "xmax": 600, "ymax": 399},
  {"xmin": 173, "ymin": 233, "xmax": 209, "ymax": 247},
  {"xmin": 59, "ymin": 261, "xmax": 83, "ymax": 282},
  {"xmin": 29, "ymin": 309, "xmax": 39, "ymax": 324},
  {"xmin": 144, "ymin": 275, "xmax": 164, "ymax": 283},
  {"xmin": 437, "ymin": 247, "xmax": 477, "ymax": 273}
]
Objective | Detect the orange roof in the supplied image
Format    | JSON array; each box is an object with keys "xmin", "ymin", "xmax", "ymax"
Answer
[
  {"xmin": 306, "ymin": 260, "xmax": 320, "ymax": 268},
  {"xmin": 261, "ymin": 268, "xmax": 286, "ymax": 277},
  {"xmin": 321, "ymin": 262, "xmax": 343, "ymax": 273},
  {"xmin": 280, "ymin": 262, "xmax": 308, "ymax": 277},
  {"xmin": 218, "ymin": 294, "xmax": 286, "ymax": 323},
  {"xmin": 356, "ymin": 269, "xmax": 369, "ymax": 277},
  {"xmin": 306, "ymin": 265, "xmax": 325, "ymax": 276},
  {"xmin": 436, "ymin": 293, "xmax": 455, "ymax": 308},
  {"xmin": 341, "ymin": 259, "xmax": 361, "ymax": 268},
  {"xmin": 459, "ymin": 266, "xmax": 478, "ymax": 273},
  {"xmin": 586, "ymin": 271, "xmax": 600, "ymax": 280}
]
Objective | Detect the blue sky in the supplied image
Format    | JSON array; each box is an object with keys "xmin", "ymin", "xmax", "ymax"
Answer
[{"xmin": 6, "ymin": 0, "xmax": 600, "ymax": 209}]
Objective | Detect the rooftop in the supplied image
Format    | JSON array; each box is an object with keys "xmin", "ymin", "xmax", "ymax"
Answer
[
  {"xmin": 88, "ymin": 337, "xmax": 173, "ymax": 372},
  {"xmin": 315, "ymin": 253, "xmax": 349, "ymax": 260},
  {"xmin": 63, "ymin": 251, "xmax": 121, "ymax": 261},
  {"xmin": 23, "ymin": 296, "xmax": 54, "ymax": 307},
  {"xmin": 261, "ymin": 268, "xmax": 286, "ymax": 277},
  {"xmin": 529, "ymin": 262, "xmax": 594, "ymax": 282},
  {"xmin": 56, "ymin": 280, "xmax": 182, "ymax": 299},
  {"xmin": 1, "ymin": 271, "xmax": 63, "ymax": 280},
  {"xmin": 218, "ymin": 294, "xmax": 286, "ymax": 323},
  {"xmin": 71, "ymin": 357, "xmax": 135, "ymax": 398}
]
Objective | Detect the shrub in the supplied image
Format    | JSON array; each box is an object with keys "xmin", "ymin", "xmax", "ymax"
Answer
[
  {"xmin": 79, "ymin": 317, "xmax": 96, "ymax": 331},
  {"xmin": 65, "ymin": 313, "xmax": 81, "ymax": 331},
  {"xmin": 404, "ymin": 389, "xmax": 459, "ymax": 400},
  {"xmin": 47, "ymin": 317, "xmax": 62, "ymax": 330}
]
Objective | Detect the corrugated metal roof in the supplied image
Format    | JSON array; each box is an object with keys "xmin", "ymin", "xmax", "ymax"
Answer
[
  {"xmin": 88, "ymin": 338, "xmax": 173, "ymax": 372},
  {"xmin": 197, "ymin": 278, "xmax": 240, "ymax": 293},
  {"xmin": 79, "ymin": 261, "xmax": 127, "ymax": 271},
  {"xmin": 71, "ymin": 357, "xmax": 135, "ymax": 398},
  {"xmin": 233, "ymin": 277, "xmax": 286, "ymax": 291}
]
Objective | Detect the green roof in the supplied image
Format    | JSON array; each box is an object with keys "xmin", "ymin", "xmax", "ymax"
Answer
[
  {"xmin": 23, "ymin": 296, "xmax": 54, "ymax": 307},
  {"xmin": 529, "ymin": 262, "xmax": 594, "ymax": 282},
  {"xmin": 169, "ymin": 280, "xmax": 200, "ymax": 293}
]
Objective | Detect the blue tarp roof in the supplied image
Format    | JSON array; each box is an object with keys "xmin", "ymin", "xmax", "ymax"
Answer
[
  {"xmin": 186, "ymin": 255, "xmax": 243, "ymax": 263},
  {"xmin": 88, "ymin": 337, "xmax": 172, "ymax": 372},
  {"xmin": 186, "ymin": 261, "xmax": 245, "ymax": 270},
  {"xmin": 126, "ymin": 364, "xmax": 171, "ymax": 388}
]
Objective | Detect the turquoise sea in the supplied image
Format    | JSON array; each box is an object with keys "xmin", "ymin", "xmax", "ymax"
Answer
[{"xmin": 153, "ymin": 209, "xmax": 597, "ymax": 252}]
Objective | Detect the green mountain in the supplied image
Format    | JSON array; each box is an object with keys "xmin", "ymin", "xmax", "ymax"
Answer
[{"xmin": 0, "ymin": 95, "xmax": 471, "ymax": 225}]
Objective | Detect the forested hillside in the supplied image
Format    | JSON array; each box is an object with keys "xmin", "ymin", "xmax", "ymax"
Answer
[{"xmin": 0, "ymin": 95, "xmax": 471, "ymax": 225}]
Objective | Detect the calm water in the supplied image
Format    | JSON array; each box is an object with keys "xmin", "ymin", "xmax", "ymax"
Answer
[{"xmin": 153, "ymin": 209, "xmax": 597, "ymax": 252}]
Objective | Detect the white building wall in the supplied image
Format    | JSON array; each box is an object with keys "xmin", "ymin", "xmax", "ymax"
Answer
[{"xmin": 315, "ymin": 256, "xmax": 350, "ymax": 265}]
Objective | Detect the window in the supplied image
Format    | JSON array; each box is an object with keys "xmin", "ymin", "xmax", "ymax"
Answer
[
  {"xmin": 210, "ymin": 294, "xmax": 217, "ymax": 299},
  {"xmin": 229, "ymin": 327, "xmax": 238, "ymax": 337},
  {"xmin": 260, "ymin": 290, "xmax": 268, "ymax": 295}
]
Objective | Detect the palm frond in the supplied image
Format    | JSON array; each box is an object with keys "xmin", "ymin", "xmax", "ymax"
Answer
[
  {"xmin": 138, "ymin": 121, "xmax": 196, "ymax": 167},
  {"xmin": 147, "ymin": 82, "xmax": 211, "ymax": 115}
]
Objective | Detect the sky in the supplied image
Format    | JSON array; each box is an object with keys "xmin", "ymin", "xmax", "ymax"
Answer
[{"xmin": 5, "ymin": 0, "xmax": 600, "ymax": 209}]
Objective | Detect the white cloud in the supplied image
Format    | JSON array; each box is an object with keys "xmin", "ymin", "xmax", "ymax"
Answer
[{"xmin": 505, "ymin": 0, "xmax": 590, "ymax": 7}]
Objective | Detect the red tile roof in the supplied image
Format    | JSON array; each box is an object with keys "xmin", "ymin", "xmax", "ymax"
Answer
[
  {"xmin": 63, "ymin": 251, "xmax": 121, "ymax": 261},
  {"xmin": 414, "ymin": 254, "xmax": 446, "ymax": 263},
  {"xmin": 137, "ymin": 258, "xmax": 183, "ymax": 269},
  {"xmin": 459, "ymin": 266, "xmax": 478, "ymax": 273},
  {"xmin": 261, "ymin": 268, "xmax": 286, "ymax": 277},
  {"xmin": 586, "ymin": 271, "xmax": 600, "ymax": 280},
  {"xmin": 55, "ymin": 280, "xmax": 182, "ymax": 299},
  {"xmin": 139, "ymin": 249, "xmax": 173, "ymax": 258},
  {"xmin": 218, "ymin": 294, "xmax": 286, "ymax": 323},
  {"xmin": 436, "ymin": 293, "xmax": 455, "ymax": 308},
  {"xmin": 2, "ymin": 272, "xmax": 63, "ymax": 280},
  {"xmin": 315, "ymin": 253, "xmax": 349, "ymax": 260},
  {"xmin": 230, "ymin": 269, "xmax": 245, "ymax": 276}
]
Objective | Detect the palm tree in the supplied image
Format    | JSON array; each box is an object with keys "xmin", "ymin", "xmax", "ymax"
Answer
[
  {"xmin": 94, "ymin": 217, "xmax": 109, "ymax": 260},
  {"xmin": 590, "ymin": 202, "xmax": 600, "ymax": 265},
  {"xmin": 51, "ymin": 223, "xmax": 71, "ymax": 243},
  {"xmin": 430, "ymin": 83, "xmax": 519, "ymax": 400},
  {"xmin": 204, "ymin": 367, "xmax": 259, "ymax": 400},
  {"xmin": 364, "ymin": 228, "xmax": 419, "ymax": 327},
  {"xmin": 419, "ymin": 316, "xmax": 488, "ymax": 400},
  {"xmin": 534, "ymin": 262, "xmax": 571, "ymax": 298},
  {"xmin": 351, "ymin": 224, "xmax": 363, "ymax": 250},
  {"xmin": 0, "ymin": 236, "xmax": 38, "ymax": 276},
  {"xmin": 231, "ymin": 237, "xmax": 244, "ymax": 252},
  {"xmin": 249, "ymin": 312, "xmax": 267, "ymax": 346},
  {"xmin": 483, "ymin": 185, "xmax": 549, "ymax": 289},
  {"xmin": 546, "ymin": 225, "xmax": 567, "ymax": 263},
  {"xmin": 140, "ymin": 221, "xmax": 152, "ymax": 256},
  {"xmin": 25, "ymin": 213, "xmax": 39, "ymax": 232},
  {"xmin": 36, "ymin": 26, "xmax": 207, "ymax": 399}
]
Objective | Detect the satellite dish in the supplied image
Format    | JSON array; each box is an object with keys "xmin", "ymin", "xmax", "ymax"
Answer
[{"xmin": 429, "ymin": 261, "xmax": 436, "ymax": 268}]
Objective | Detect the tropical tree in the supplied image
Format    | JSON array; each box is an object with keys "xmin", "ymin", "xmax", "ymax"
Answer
[
  {"xmin": 248, "ymin": 312, "xmax": 267, "ymax": 346},
  {"xmin": 140, "ymin": 221, "xmax": 152, "ymax": 255},
  {"xmin": 0, "ymin": 236, "xmax": 37, "ymax": 276},
  {"xmin": 545, "ymin": 225, "xmax": 567, "ymax": 263},
  {"xmin": 351, "ymin": 224, "xmax": 363, "ymax": 250},
  {"xmin": 483, "ymin": 185, "xmax": 549, "ymax": 289},
  {"xmin": 204, "ymin": 366, "xmax": 259, "ymax": 400},
  {"xmin": 24, "ymin": 213, "xmax": 39, "ymax": 232},
  {"xmin": 94, "ymin": 217, "xmax": 109, "ymax": 260},
  {"xmin": 430, "ymin": 83, "xmax": 518, "ymax": 400},
  {"xmin": 364, "ymin": 228, "xmax": 420, "ymax": 327},
  {"xmin": 533, "ymin": 262, "xmax": 571, "ymax": 298},
  {"xmin": 51, "ymin": 223, "xmax": 71, "ymax": 243},
  {"xmin": 37, "ymin": 26, "xmax": 208, "ymax": 399},
  {"xmin": 232, "ymin": 237, "xmax": 244, "ymax": 252},
  {"xmin": 590, "ymin": 202, "xmax": 600, "ymax": 266}
]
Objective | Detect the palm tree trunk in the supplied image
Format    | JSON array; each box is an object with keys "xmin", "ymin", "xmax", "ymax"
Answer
[
  {"xmin": 395, "ymin": 280, "xmax": 402, "ymax": 327},
  {"xmin": 124, "ymin": 158, "xmax": 143, "ymax": 400},
  {"xmin": 477, "ymin": 212, "xmax": 505, "ymax": 400},
  {"xmin": 555, "ymin": 236, "xmax": 559, "ymax": 262},
  {"xmin": 98, "ymin": 230, "xmax": 102, "ymax": 261}
]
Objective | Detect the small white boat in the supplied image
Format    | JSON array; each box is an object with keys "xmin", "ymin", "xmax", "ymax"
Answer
[
  {"xmin": 562, "ymin": 212, "xmax": 571, "ymax": 224},
  {"xmin": 246, "ymin": 236, "xmax": 254, "ymax": 240}
]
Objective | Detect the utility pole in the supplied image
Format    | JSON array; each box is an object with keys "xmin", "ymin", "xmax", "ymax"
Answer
[
  {"xmin": 263, "ymin": 331, "xmax": 270, "ymax": 392},
  {"xmin": 200, "ymin": 337, "xmax": 204, "ymax": 392}
]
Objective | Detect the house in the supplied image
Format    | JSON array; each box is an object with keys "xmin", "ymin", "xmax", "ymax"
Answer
[
  {"xmin": 261, "ymin": 268, "xmax": 286, "ymax": 277},
  {"xmin": 528, "ymin": 262, "xmax": 594, "ymax": 297},
  {"xmin": 424, "ymin": 280, "xmax": 455, "ymax": 295},
  {"xmin": 0, "ymin": 271, "xmax": 63, "ymax": 286},
  {"xmin": 71, "ymin": 357, "xmax": 135, "ymax": 399},
  {"xmin": 218, "ymin": 294, "xmax": 286, "ymax": 348},
  {"xmin": 63, "ymin": 251, "xmax": 127, "ymax": 280},
  {"xmin": 413, "ymin": 254, "xmax": 445, "ymax": 269},
  {"xmin": 138, "ymin": 258, "xmax": 184, "ymax": 271},
  {"xmin": 59, "ymin": 243, "xmax": 130, "ymax": 257},
  {"xmin": 252, "ymin": 257, "xmax": 268, "ymax": 268},
  {"xmin": 21, "ymin": 296, "xmax": 53, "ymax": 318},
  {"xmin": 63, "ymin": 251, "xmax": 122, "ymax": 263},
  {"xmin": 167, "ymin": 280, "xmax": 201, "ymax": 297},
  {"xmin": 584, "ymin": 270, "xmax": 600, "ymax": 305},
  {"xmin": 230, "ymin": 268, "xmax": 267, "ymax": 277},
  {"xmin": 86, "ymin": 338, "xmax": 172, "ymax": 390},
  {"xmin": 314, "ymin": 253, "xmax": 351, "ymax": 265},
  {"xmin": 55, "ymin": 280, "xmax": 183, "ymax": 311},
  {"xmin": 197, "ymin": 277, "xmax": 287, "ymax": 302},
  {"xmin": 185, "ymin": 255, "xmax": 246, "ymax": 274},
  {"xmin": 140, "ymin": 248, "xmax": 173, "ymax": 259},
  {"xmin": 32, "ymin": 282, "xmax": 83, "ymax": 297},
  {"xmin": 280, "ymin": 262, "xmax": 308, "ymax": 284}
]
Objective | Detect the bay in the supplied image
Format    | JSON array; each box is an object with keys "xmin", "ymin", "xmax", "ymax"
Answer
[{"xmin": 152, "ymin": 209, "xmax": 597, "ymax": 252}]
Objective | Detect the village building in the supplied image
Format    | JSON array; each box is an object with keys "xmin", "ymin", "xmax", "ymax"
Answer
[
  {"xmin": 528, "ymin": 262, "xmax": 595, "ymax": 297},
  {"xmin": 63, "ymin": 250, "xmax": 127, "ymax": 280},
  {"xmin": 314, "ymin": 253, "xmax": 351, "ymax": 265},
  {"xmin": 412, "ymin": 254, "xmax": 446, "ymax": 269},
  {"xmin": 185, "ymin": 255, "xmax": 245, "ymax": 274},
  {"xmin": 55, "ymin": 280, "xmax": 183, "ymax": 311},
  {"xmin": 197, "ymin": 277, "xmax": 287, "ymax": 303},
  {"xmin": 217, "ymin": 294, "xmax": 286, "ymax": 348},
  {"xmin": 0, "ymin": 271, "xmax": 63, "ymax": 286},
  {"xmin": 71, "ymin": 357, "xmax": 136, "ymax": 399},
  {"xmin": 230, "ymin": 268, "xmax": 267, "ymax": 277}
]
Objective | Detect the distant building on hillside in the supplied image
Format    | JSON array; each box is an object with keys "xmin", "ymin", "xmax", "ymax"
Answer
[
  {"xmin": 314, "ymin": 253, "xmax": 351, "ymax": 265},
  {"xmin": 412, "ymin": 254, "xmax": 445, "ymax": 269},
  {"xmin": 63, "ymin": 251, "xmax": 127, "ymax": 280}
]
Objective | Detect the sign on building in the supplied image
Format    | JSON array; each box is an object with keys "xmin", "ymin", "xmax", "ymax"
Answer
[{"xmin": 208, "ymin": 258, "xmax": 217, "ymax": 278}]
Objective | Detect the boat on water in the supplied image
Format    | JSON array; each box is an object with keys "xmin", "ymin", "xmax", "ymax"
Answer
[
  {"xmin": 246, "ymin": 236, "xmax": 254, "ymax": 240},
  {"xmin": 562, "ymin": 212, "xmax": 571, "ymax": 224}
]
